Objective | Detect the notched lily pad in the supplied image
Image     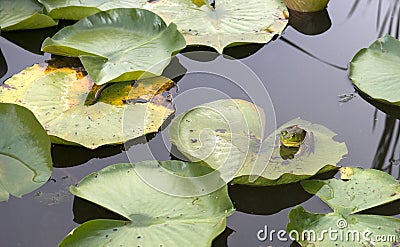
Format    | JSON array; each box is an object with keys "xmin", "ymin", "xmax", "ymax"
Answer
[
  {"xmin": 350, "ymin": 35, "xmax": 400, "ymax": 106},
  {"xmin": 0, "ymin": 57, "xmax": 176, "ymax": 149},
  {"xmin": 287, "ymin": 167, "xmax": 400, "ymax": 247},
  {"xmin": 0, "ymin": 103, "xmax": 52, "ymax": 202},
  {"xmin": 169, "ymin": 99, "xmax": 347, "ymax": 186},
  {"xmin": 0, "ymin": 0, "xmax": 57, "ymax": 31},
  {"xmin": 59, "ymin": 161, "xmax": 234, "ymax": 247},
  {"xmin": 38, "ymin": 0, "xmax": 148, "ymax": 20},
  {"xmin": 145, "ymin": 0, "xmax": 289, "ymax": 53},
  {"xmin": 41, "ymin": 8, "xmax": 186, "ymax": 85}
]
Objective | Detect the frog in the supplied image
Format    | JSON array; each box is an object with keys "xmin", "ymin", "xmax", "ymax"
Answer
[
  {"xmin": 280, "ymin": 125, "xmax": 306, "ymax": 148},
  {"xmin": 279, "ymin": 125, "xmax": 313, "ymax": 160}
]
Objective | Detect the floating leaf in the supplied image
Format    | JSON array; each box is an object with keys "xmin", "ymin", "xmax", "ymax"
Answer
[
  {"xmin": 349, "ymin": 35, "xmax": 400, "ymax": 106},
  {"xmin": 283, "ymin": 0, "xmax": 329, "ymax": 12},
  {"xmin": 169, "ymin": 99, "xmax": 346, "ymax": 186},
  {"xmin": 145, "ymin": 0, "xmax": 288, "ymax": 53},
  {"xmin": 0, "ymin": 0, "xmax": 57, "ymax": 31},
  {"xmin": 0, "ymin": 58, "xmax": 175, "ymax": 149},
  {"xmin": 59, "ymin": 161, "xmax": 234, "ymax": 247},
  {"xmin": 287, "ymin": 167, "xmax": 400, "ymax": 247},
  {"xmin": 38, "ymin": 0, "xmax": 147, "ymax": 20},
  {"xmin": 0, "ymin": 103, "xmax": 52, "ymax": 202},
  {"xmin": 41, "ymin": 8, "xmax": 186, "ymax": 85}
]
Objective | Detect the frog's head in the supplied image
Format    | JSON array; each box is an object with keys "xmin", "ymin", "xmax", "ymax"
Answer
[{"xmin": 280, "ymin": 125, "xmax": 306, "ymax": 147}]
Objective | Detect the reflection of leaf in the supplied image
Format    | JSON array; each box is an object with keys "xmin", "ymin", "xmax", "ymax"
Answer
[
  {"xmin": 282, "ymin": 0, "xmax": 329, "ymax": 12},
  {"xmin": 38, "ymin": 0, "xmax": 148, "ymax": 20},
  {"xmin": 42, "ymin": 8, "xmax": 186, "ymax": 85},
  {"xmin": 169, "ymin": 99, "xmax": 346, "ymax": 186},
  {"xmin": 0, "ymin": 48, "xmax": 7, "ymax": 79},
  {"xmin": 145, "ymin": 0, "xmax": 288, "ymax": 53},
  {"xmin": 0, "ymin": 0, "xmax": 57, "ymax": 31},
  {"xmin": 287, "ymin": 167, "xmax": 400, "ymax": 247},
  {"xmin": 350, "ymin": 35, "xmax": 400, "ymax": 106},
  {"xmin": 0, "ymin": 103, "xmax": 52, "ymax": 202},
  {"xmin": 59, "ymin": 162, "xmax": 234, "ymax": 247},
  {"xmin": 0, "ymin": 58, "xmax": 176, "ymax": 149}
]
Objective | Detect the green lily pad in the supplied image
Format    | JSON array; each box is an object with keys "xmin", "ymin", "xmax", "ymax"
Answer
[
  {"xmin": 0, "ymin": 58, "xmax": 175, "ymax": 149},
  {"xmin": 169, "ymin": 99, "xmax": 346, "ymax": 186},
  {"xmin": 287, "ymin": 167, "xmax": 400, "ymax": 247},
  {"xmin": 41, "ymin": 8, "xmax": 186, "ymax": 85},
  {"xmin": 145, "ymin": 0, "xmax": 289, "ymax": 53},
  {"xmin": 349, "ymin": 35, "xmax": 400, "ymax": 106},
  {"xmin": 0, "ymin": 0, "xmax": 57, "ymax": 31},
  {"xmin": 0, "ymin": 103, "xmax": 52, "ymax": 202},
  {"xmin": 38, "ymin": 0, "xmax": 148, "ymax": 20},
  {"xmin": 59, "ymin": 161, "xmax": 234, "ymax": 247}
]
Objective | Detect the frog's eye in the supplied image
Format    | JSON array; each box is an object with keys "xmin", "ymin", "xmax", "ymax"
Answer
[
  {"xmin": 281, "ymin": 131, "xmax": 288, "ymax": 136},
  {"xmin": 291, "ymin": 134, "xmax": 296, "ymax": 138}
]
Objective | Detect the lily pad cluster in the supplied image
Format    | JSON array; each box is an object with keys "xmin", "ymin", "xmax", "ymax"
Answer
[
  {"xmin": 1, "ymin": 0, "xmax": 288, "ymax": 53},
  {"xmin": 287, "ymin": 167, "xmax": 400, "ymax": 247}
]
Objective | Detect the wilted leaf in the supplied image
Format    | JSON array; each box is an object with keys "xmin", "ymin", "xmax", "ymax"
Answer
[
  {"xmin": 0, "ymin": 0, "xmax": 57, "ymax": 31},
  {"xmin": 283, "ymin": 0, "xmax": 329, "ymax": 12},
  {"xmin": 59, "ymin": 161, "xmax": 234, "ymax": 247},
  {"xmin": 41, "ymin": 8, "xmax": 186, "ymax": 85},
  {"xmin": 0, "ymin": 103, "xmax": 52, "ymax": 202},
  {"xmin": 0, "ymin": 58, "xmax": 175, "ymax": 149}
]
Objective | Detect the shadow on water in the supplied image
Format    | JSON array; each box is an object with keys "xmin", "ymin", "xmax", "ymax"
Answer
[
  {"xmin": 0, "ymin": 48, "xmax": 7, "ymax": 82},
  {"xmin": 0, "ymin": 20, "xmax": 75, "ymax": 54},
  {"xmin": 73, "ymin": 196, "xmax": 128, "ymax": 224},
  {"xmin": 228, "ymin": 170, "xmax": 337, "ymax": 215},
  {"xmin": 52, "ymin": 144, "xmax": 124, "ymax": 168}
]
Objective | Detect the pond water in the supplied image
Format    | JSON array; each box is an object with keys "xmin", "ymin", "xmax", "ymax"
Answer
[{"xmin": 1, "ymin": 0, "xmax": 400, "ymax": 246}]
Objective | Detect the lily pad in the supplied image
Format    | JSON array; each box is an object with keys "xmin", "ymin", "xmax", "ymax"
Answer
[
  {"xmin": 287, "ymin": 167, "xmax": 400, "ymax": 246},
  {"xmin": 38, "ymin": 0, "xmax": 147, "ymax": 20},
  {"xmin": 145, "ymin": 0, "xmax": 289, "ymax": 53},
  {"xmin": 0, "ymin": 103, "xmax": 52, "ymax": 202},
  {"xmin": 41, "ymin": 8, "xmax": 186, "ymax": 85},
  {"xmin": 0, "ymin": 58, "xmax": 175, "ymax": 149},
  {"xmin": 59, "ymin": 161, "xmax": 234, "ymax": 247},
  {"xmin": 0, "ymin": 0, "xmax": 57, "ymax": 31},
  {"xmin": 169, "ymin": 99, "xmax": 347, "ymax": 186},
  {"xmin": 349, "ymin": 35, "xmax": 400, "ymax": 106}
]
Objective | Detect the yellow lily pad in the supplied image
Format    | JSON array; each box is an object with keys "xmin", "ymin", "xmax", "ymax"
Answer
[{"xmin": 0, "ymin": 58, "xmax": 175, "ymax": 149}]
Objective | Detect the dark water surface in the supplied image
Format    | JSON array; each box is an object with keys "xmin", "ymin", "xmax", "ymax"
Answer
[{"xmin": 1, "ymin": 1, "xmax": 400, "ymax": 246}]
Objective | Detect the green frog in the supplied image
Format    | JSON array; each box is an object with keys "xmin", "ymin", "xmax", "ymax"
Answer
[
  {"xmin": 279, "ymin": 125, "xmax": 313, "ymax": 160},
  {"xmin": 280, "ymin": 125, "xmax": 306, "ymax": 148}
]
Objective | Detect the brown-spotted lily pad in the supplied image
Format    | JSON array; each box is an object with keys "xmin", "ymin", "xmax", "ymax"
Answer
[
  {"xmin": 0, "ymin": 58, "xmax": 175, "ymax": 149},
  {"xmin": 169, "ymin": 99, "xmax": 347, "ymax": 186},
  {"xmin": 145, "ymin": 0, "xmax": 289, "ymax": 53}
]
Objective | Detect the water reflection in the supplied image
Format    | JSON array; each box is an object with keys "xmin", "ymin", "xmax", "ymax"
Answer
[
  {"xmin": 0, "ymin": 48, "xmax": 7, "ymax": 82},
  {"xmin": 0, "ymin": 20, "xmax": 74, "ymax": 54},
  {"xmin": 288, "ymin": 9, "xmax": 331, "ymax": 35}
]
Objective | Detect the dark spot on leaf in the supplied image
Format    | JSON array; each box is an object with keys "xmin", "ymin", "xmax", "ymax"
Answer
[
  {"xmin": 191, "ymin": 138, "xmax": 198, "ymax": 143},
  {"xmin": 113, "ymin": 229, "xmax": 118, "ymax": 231},
  {"xmin": 391, "ymin": 193, "xmax": 397, "ymax": 197},
  {"xmin": 106, "ymin": 235, "xmax": 109, "ymax": 238},
  {"xmin": 215, "ymin": 128, "xmax": 226, "ymax": 133},
  {"xmin": 137, "ymin": 236, "xmax": 141, "ymax": 239}
]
